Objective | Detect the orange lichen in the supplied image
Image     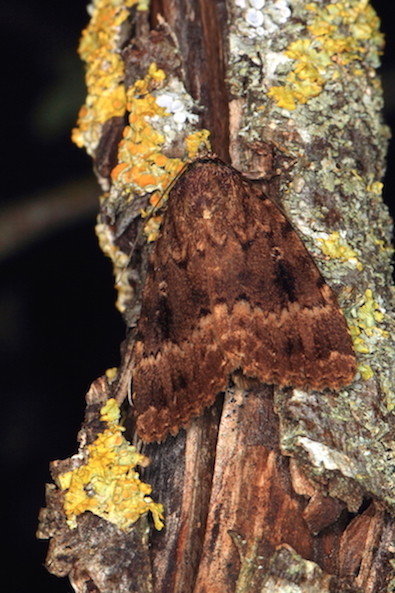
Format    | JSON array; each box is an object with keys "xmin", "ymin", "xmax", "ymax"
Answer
[
  {"xmin": 111, "ymin": 63, "xmax": 211, "ymax": 202},
  {"xmin": 111, "ymin": 64, "xmax": 184, "ymax": 196}
]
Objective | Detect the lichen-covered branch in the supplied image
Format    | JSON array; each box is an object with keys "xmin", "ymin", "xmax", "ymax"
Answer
[{"xmin": 37, "ymin": 1, "xmax": 395, "ymax": 592}]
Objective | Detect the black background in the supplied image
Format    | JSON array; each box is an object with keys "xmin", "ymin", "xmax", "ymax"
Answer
[{"xmin": 0, "ymin": 1, "xmax": 393, "ymax": 592}]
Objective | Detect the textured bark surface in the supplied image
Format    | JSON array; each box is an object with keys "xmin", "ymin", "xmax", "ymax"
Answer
[{"xmin": 37, "ymin": 1, "xmax": 395, "ymax": 592}]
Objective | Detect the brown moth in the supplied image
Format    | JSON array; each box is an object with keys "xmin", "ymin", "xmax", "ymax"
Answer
[{"xmin": 131, "ymin": 158, "xmax": 356, "ymax": 442}]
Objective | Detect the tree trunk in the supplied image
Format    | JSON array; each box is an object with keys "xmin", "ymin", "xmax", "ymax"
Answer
[{"xmin": 37, "ymin": 1, "xmax": 395, "ymax": 592}]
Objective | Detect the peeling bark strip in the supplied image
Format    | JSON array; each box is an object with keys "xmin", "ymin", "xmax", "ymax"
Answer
[{"xmin": 132, "ymin": 158, "xmax": 356, "ymax": 442}]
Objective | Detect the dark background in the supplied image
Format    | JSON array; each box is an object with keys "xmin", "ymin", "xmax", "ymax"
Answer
[{"xmin": 0, "ymin": 1, "xmax": 393, "ymax": 592}]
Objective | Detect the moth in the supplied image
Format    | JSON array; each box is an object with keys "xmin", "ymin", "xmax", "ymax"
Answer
[{"xmin": 131, "ymin": 157, "xmax": 356, "ymax": 442}]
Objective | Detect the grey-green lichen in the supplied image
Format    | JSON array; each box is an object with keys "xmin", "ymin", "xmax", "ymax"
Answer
[
  {"xmin": 229, "ymin": 0, "xmax": 384, "ymax": 110},
  {"xmin": 232, "ymin": 537, "xmax": 334, "ymax": 592},
  {"xmin": 261, "ymin": 545, "xmax": 333, "ymax": 592},
  {"xmin": 228, "ymin": 0, "xmax": 395, "ymax": 512},
  {"xmin": 276, "ymin": 381, "xmax": 395, "ymax": 512}
]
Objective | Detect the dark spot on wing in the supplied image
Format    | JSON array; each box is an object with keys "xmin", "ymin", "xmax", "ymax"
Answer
[{"xmin": 275, "ymin": 260, "xmax": 297, "ymax": 302}]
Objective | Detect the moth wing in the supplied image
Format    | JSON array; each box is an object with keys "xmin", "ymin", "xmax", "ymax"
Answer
[
  {"xmin": 205, "ymin": 190, "xmax": 356, "ymax": 391},
  {"xmin": 132, "ymin": 207, "xmax": 233, "ymax": 442},
  {"xmin": 132, "ymin": 159, "xmax": 356, "ymax": 442}
]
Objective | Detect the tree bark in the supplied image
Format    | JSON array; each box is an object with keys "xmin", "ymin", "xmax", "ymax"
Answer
[{"xmin": 37, "ymin": 1, "xmax": 395, "ymax": 592}]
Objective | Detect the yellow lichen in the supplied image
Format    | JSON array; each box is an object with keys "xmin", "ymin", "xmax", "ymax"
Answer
[
  {"xmin": 105, "ymin": 367, "xmax": 118, "ymax": 381},
  {"xmin": 352, "ymin": 288, "xmax": 385, "ymax": 328},
  {"xmin": 72, "ymin": 0, "xmax": 142, "ymax": 154},
  {"xmin": 73, "ymin": 0, "xmax": 211, "ymax": 204},
  {"xmin": 95, "ymin": 221, "xmax": 134, "ymax": 313},
  {"xmin": 267, "ymin": 86, "xmax": 297, "ymax": 111},
  {"xmin": 349, "ymin": 289, "xmax": 388, "ymax": 359},
  {"xmin": 143, "ymin": 215, "xmax": 164, "ymax": 243},
  {"xmin": 268, "ymin": 0, "xmax": 384, "ymax": 110},
  {"xmin": 315, "ymin": 237, "xmax": 388, "ymax": 375},
  {"xmin": 57, "ymin": 398, "xmax": 164, "ymax": 532},
  {"xmin": 317, "ymin": 231, "xmax": 363, "ymax": 271},
  {"xmin": 367, "ymin": 180, "xmax": 383, "ymax": 196},
  {"xmin": 186, "ymin": 129, "xmax": 211, "ymax": 157},
  {"xmin": 357, "ymin": 363, "xmax": 374, "ymax": 381}
]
